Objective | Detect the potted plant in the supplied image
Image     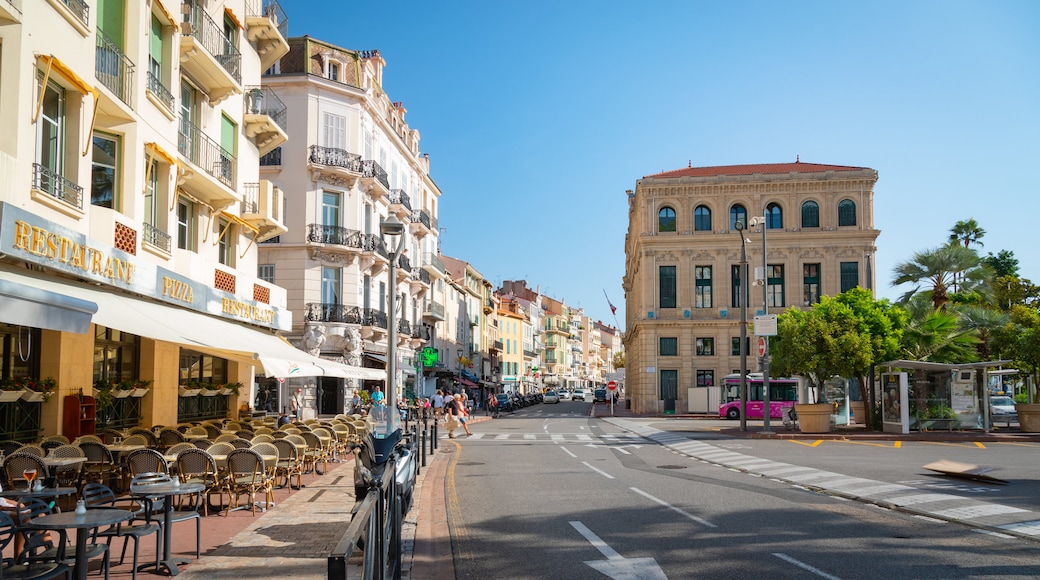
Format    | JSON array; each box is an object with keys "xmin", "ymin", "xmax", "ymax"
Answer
[
  {"xmin": 200, "ymin": 382, "xmax": 221, "ymax": 396},
  {"xmin": 113, "ymin": 379, "xmax": 133, "ymax": 399},
  {"xmin": 219, "ymin": 382, "xmax": 242, "ymax": 396},
  {"xmin": 179, "ymin": 381, "xmax": 202, "ymax": 397},
  {"xmin": 17, "ymin": 376, "xmax": 57, "ymax": 403},
  {"xmin": 93, "ymin": 378, "xmax": 116, "ymax": 411},
  {"xmin": 130, "ymin": 379, "xmax": 151, "ymax": 398}
]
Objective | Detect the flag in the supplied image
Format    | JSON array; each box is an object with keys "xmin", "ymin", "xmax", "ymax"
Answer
[{"xmin": 603, "ymin": 289, "xmax": 617, "ymax": 315}]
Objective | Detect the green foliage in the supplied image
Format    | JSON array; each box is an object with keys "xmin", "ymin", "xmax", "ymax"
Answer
[
  {"xmin": 899, "ymin": 307, "xmax": 980, "ymax": 363},
  {"xmin": 949, "ymin": 218, "xmax": 986, "ymax": 249},
  {"xmin": 983, "ymin": 250, "xmax": 1019, "ymax": 278},
  {"xmin": 991, "ymin": 305, "xmax": 1040, "ymax": 399},
  {"xmin": 612, "ymin": 350, "xmax": 625, "ymax": 369},
  {"xmin": 1015, "ymin": 393, "xmax": 1029, "ymax": 404},
  {"xmin": 892, "ymin": 243, "xmax": 993, "ymax": 311},
  {"xmin": 993, "ymin": 275, "xmax": 1040, "ymax": 311}
]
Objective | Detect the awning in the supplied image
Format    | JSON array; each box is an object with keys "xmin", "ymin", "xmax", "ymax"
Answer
[
  {"xmin": 0, "ymin": 265, "xmax": 382, "ymax": 379},
  {"xmin": 0, "ymin": 278, "xmax": 97, "ymax": 333},
  {"xmin": 456, "ymin": 377, "xmax": 478, "ymax": 388}
]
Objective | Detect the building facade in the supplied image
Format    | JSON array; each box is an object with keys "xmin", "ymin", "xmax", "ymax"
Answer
[{"xmin": 623, "ymin": 161, "xmax": 880, "ymax": 415}]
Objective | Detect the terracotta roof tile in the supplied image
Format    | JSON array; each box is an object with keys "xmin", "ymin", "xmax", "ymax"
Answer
[{"xmin": 644, "ymin": 161, "xmax": 870, "ymax": 179}]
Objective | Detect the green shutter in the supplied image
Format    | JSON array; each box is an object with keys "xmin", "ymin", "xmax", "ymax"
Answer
[
  {"xmin": 220, "ymin": 114, "xmax": 236, "ymax": 156},
  {"xmin": 150, "ymin": 15, "xmax": 164, "ymax": 68},
  {"xmin": 98, "ymin": 0, "xmax": 126, "ymax": 49}
]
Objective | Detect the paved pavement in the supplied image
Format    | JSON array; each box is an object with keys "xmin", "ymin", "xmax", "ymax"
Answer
[{"xmin": 67, "ymin": 406, "xmax": 1040, "ymax": 580}]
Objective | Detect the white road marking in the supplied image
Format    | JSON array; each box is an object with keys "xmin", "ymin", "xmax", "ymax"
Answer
[
  {"xmin": 772, "ymin": 553, "xmax": 842, "ymax": 580},
  {"xmin": 630, "ymin": 488, "xmax": 716, "ymax": 528},
  {"xmin": 560, "ymin": 446, "xmax": 577, "ymax": 458},
  {"xmin": 582, "ymin": 461, "xmax": 615, "ymax": 479}
]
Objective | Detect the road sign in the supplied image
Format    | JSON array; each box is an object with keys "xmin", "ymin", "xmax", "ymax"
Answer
[
  {"xmin": 758, "ymin": 337, "xmax": 767, "ymax": 357},
  {"xmin": 607, "ymin": 381, "xmax": 617, "ymax": 391}
]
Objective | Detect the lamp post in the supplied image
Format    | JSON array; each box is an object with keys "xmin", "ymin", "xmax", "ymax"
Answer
[
  {"xmin": 380, "ymin": 214, "xmax": 406, "ymax": 432},
  {"xmin": 750, "ymin": 214, "xmax": 772, "ymax": 434},
  {"xmin": 735, "ymin": 221, "xmax": 749, "ymax": 432}
]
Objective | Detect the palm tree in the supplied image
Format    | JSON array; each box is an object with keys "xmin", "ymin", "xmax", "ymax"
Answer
[
  {"xmin": 891, "ymin": 244, "xmax": 992, "ymax": 310},
  {"xmin": 949, "ymin": 218, "xmax": 986, "ymax": 248},
  {"xmin": 953, "ymin": 304, "xmax": 1008, "ymax": 359}
]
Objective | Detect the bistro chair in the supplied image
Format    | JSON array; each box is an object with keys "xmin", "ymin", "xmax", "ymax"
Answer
[
  {"xmin": 16, "ymin": 444, "xmax": 46, "ymax": 458},
  {"xmin": 81, "ymin": 483, "xmax": 160, "ymax": 580},
  {"xmin": 78, "ymin": 441, "xmax": 121, "ymax": 490},
  {"xmin": 248, "ymin": 442, "xmax": 279, "ymax": 479},
  {"xmin": 0, "ymin": 510, "xmax": 72, "ymax": 580},
  {"xmin": 185, "ymin": 426, "xmax": 208, "ymax": 438},
  {"xmin": 98, "ymin": 431, "xmax": 123, "ymax": 445},
  {"xmin": 234, "ymin": 430, "xmax": 254, "ymax": 440},
  {"xmin": 4, "ymin": 453, "xmax": 46, "ymax": 492},
  {"xmin": 223, "ymin": 448, "xmax": 272, "ymax": 516},
  {"xmin": 251, "ymin": 434, "xmax": 274, "ymax": 444},
  {"xmin": 127, "ymin": 429, "xmax": 157, "ymax": 448},
  {"xmin": 0, "ymin": 439, "xmax": 24, "ymax": 456},
  {"xmin": 227, "ymin": 438, "xmax": 250, "ymax": 450},
  {"xmin": 300, "ymin": 432, "xmax": 328, "ymax": 475},
  {"xmin": 203, "ymin": 425, "xmax": 222, "ymax": 440},
  {"xmin": 128, "ymin": 473, "xmax": 201, "ymax": 560},
  {"xmin": 119, "ymin": 435, "xmax": 148, "ymax": 447},
  {"xmin": 125, "ymin": 449, "xmax": 168, "ymax": 478},
  {"xmin": 213, "ymin": 434, "xmax": 237, "ymax": 444},
  {"xmin": 165, "ymin": 442, "xmax": 195, "ymax": 458},
  {"xmin": 252, "ymin": 427, "xmax": 273, "ymax": 436},
  {"xmin": 158, "ymin": 429, "xmax": 186, "ymax": 450},
  {"xmin": 192, "ymin": 439, "xmax": 213, "ymax": 450},
  {"xmin": 16, "ymin": 497, "xmax": 110, "ymax": 579},
  {"xmin": 48, "ymin": 445, "xmax": 85, "ymax": 490},
  {"xmin": 174, "ymin": 448, "xmax": 223, "ymax": 516},
  {"xmin": 272, "ymin": 439, "xmax": 303, "ymax": 491}
]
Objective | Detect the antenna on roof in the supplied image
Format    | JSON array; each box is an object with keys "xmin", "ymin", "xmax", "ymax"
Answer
[
  {"xmin": 796, "ymin": 155, "xmax": 800, "ymax": 163},
  {"xmin": 688, "ymin": 160, "xmax": 692, "ymax": 167}
]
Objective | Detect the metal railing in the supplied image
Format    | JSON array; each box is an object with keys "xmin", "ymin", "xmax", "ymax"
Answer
[
  {"xmin": 309, "ymin": 145, "xmax": 362, "ymax": 172},
  {"xmin": 259, "ymin": 147, "xmax": 282, "ymax": 166},
  {"xmin": 245, "ymin": 0, "xmax": 288, "ymax": 39},
  {"xmin": 411, "ymin": 209, "xmax": 431, "ymax": 231},
  {"xmin": 32, "ymin": 163, "xmax": 82, "ymax": 208},
  {"xmin": 361, "ymin": 160, "xmax": 389, "ymax": 189},
  {"xmin": 241, "ymin": 182, "xmax": 260, "ymax": 214},
  {"xmin": 412, "ymin": 324, "xmax": 431, "ymax": 341},
  {"xmin": 388, "ymin": 189, "xmax": 411, "ymax": 211},
  {"xmin": 243, "ymin": 85, "xmax": 286, "ymax": 128},
  {"xmin": 95, "ymin": 29, "xmax": 135, "ymax": 107},
  {"xmin": 398, "ymin": 319, "xmax": 411, "ymax": 336},
  {"xmin": 61, "ymin": 0, "xmax": 88, "ymax": 27},
  {"xmin": 142, "ymin": 222, "xmax": 172, "ymax": 253},
  {"xmin": 178, "ymin": 119, "xmax": 237, "ymax": 190},
  {"xmin": 305, "ymin": 304, "xmax": 389, "ymax": 329},
  {"xmin": 411, "ymin": 268, "xmax": 430, "ymax": 285},
  {"xmin": 306, "ymin": 224, "xmax": 388, "ymax": 258},
  {"xmin": 396, "ymin": 253, "xmax": 411, "ymax": 273},
  {"xmin": 185, "ymin": 6, "xmax": 241, "ymax": 84},
  {"xmin": 422, "ymin": 301, "xmax": 445, "ymax": 320},
  {"xmin": 146, "ymin": 71, "xmax": 174, "ymax": 111}
]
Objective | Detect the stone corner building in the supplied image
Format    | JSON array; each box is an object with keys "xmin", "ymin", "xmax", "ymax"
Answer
[{"xmin": 622, "ymin": 161, "xmax": 880, "ymax": 415}]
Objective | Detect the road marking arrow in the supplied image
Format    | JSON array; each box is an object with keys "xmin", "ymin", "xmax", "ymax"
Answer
[{"xmin": 570, "ymin": 521, "xmax": 667, "ymax": 580}]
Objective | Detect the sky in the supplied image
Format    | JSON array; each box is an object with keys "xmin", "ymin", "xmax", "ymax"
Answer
[{"xmin": 279, "ymin": 0, "xmax": 1040, "ymax": 330}]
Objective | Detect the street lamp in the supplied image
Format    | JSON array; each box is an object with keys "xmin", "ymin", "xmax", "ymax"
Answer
[
  {"xmin": 749, "ymin": 214, "xmax": 772, "ymax": 434},
  {"xmin": 734, "ymin": 221, "xmax": 750, "ymax": 432},
  {"xmin": 380, "ymin": 214, "xmax": 406, "ymax": 434}
]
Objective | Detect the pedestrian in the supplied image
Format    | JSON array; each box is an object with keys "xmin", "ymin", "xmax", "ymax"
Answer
[
  {"xmin": 351, "ymin": 391, "xmax": 362, "ymax": 414},
  {"xmin": 258, "ymin": 387, "xmax": 271, "ymax": 412},
  {"xmin": 443, "ymin": 392, "xmax": 460, "ymax": 439},
  {"xmin": 290, "ymin": 388, "xmax": 302, "ymax": 420},
  {"xmin": 457, "ymin": 393, "xmax": 473, "ymax": 436},
  {"xmin": 432, "ymin": 389, "xmax": 445, "ymax": 417}
]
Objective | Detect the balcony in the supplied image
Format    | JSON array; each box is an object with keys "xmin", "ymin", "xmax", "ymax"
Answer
[
  {"xmin": 1, "ymin": 0, "xmax": 21, "ymax": 25},
  {"xmin": 308, "ymin": 145, "xmax": 362, "ymax": 187},
  {"xmin": 421, "ymin": 251, "xmax": 446, "ymax": 279},
  {"xmin": 409, "ymin": 267, "xmax": 430, "ymax": 297},
  {"xmin": 146, "ymin": 71, "xmax": 175, "ymax": 113},
  {"xmin": 241, "ymin": 181, "xmax": 287, "ymax": 242},
  {"xmin": 177, "ymin": 119, "xmax": 239, "ymax": 209},
  {"xmin": 95, "ymin": 29, "xmax": 135, "ymax": 117},
  {"xmin": 245, "ymin": 0, "xmax": 290, "ymax": 71},
  {"xmin": 422, "ymin": 301, "xmax": 446, "ymax": 323},
  {"xmin": 142, "ymin": 222, "xmax": 172, "ymax": 255},
  {"xmin": 243, "ymin": 86, "xmax": 287, "ymax": 156},
  {"xmin": 387, "ymin": 189, "xmax": 411, "ymax": 218},
  {"xmin": 180, "ymin": 6, "xmax": 242, "ymax": 104},
  {"xmin": 412, "ymin": 324, "xmax": 431, "ymax": 341},
  {"xmin": 259, "ymin": 147, "xmax": 281, "ymax": 167},
  {"xmin": 360, "ymin": 159, "xmax": 389, "ymax": 198},
  {"xmin": 306, "ymin": 224, "xmax": 388, "ymax": 273},
  {"xmin": 410, "ymin": 208, "xmax": 433, "ymax": 236},
  {"xmin": 31, "ymin": 163, "xmax": 82, "ymax": 210}
]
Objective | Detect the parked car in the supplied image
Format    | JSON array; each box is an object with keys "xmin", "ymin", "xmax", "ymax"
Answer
[
  {"xmin": 495, "ymin": 393, "xmax": 513, "ymax": 412},
  {"xmin": 573, "ymin": 389, "xmax": 587, "ymax": 401},
  {"xmin": 990, "ymin": 396, "xmax": 1017, "ymax": 421},
  {"xmin": 593, "ymin": 388, "xmax": 608, "ymax": 402},
  {"xmin": 543, "ymin": 390, "xmax": 560, "ymax": 404},
  {"xmin": 558, "ymin": 390, "xmax": 572, "ymax": 401}
]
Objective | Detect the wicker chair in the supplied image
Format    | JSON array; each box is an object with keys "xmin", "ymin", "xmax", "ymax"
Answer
[
  {"xmin": 252, "ymin": 427, "xmax": 273, "ymax": 436},
  {"xmin": 165, "ymin": 442, "xmax": 196, "ymax": 458},
  {"xmin": 16, "ymin": 444, "xmax": 45, "ymax": 457},
  {"xmin": 0, "ymin": 439, "xmax": 23, "ymax": 456},
  {"xmin": 228, "ymin": 438, "xmax": 252, "ymax": 450},
  {"xmin": 272, "ymin": 439, "xmax": 303, "ymax": 491},
  {"xmin": 248, "ymin": 442, "xmax": 278, "ymax": 479},
  {"xmin": 192, "ymin": 439, "xmax": 213, "ymax": 450},
  {"xmin": 158, "ymin": 429, "xmax": 186, "ymax": 450},
  {"xmin": 3, "ymin": 453, "xmax": 46, "ymax": 492},
  {"xmin": 128, "ymin": 428, "xmax": 158, "ymax": 448},
  {"xmin": 185, "ymin": 426, "xmax": 208, "ymax": 438},
  {"xmin": 300, "ymin": 432, "xmax": 328, "ymax": 475},
  {"xmin": 251, "ymin": 434, "xmax": 274, "ymax": 444},
  {"xmin": 213, "ymin": 433, "xmax": 237, "ymax": 444},
  {"xmin": 79, "ymin": 440, "xmax": 121, "ymax": 489},
  {"xmin": 223, "ymin": 449, "xmax": 273, "ymax": 516},
  {"xmin": 175, "ymin": 448, "xmax": 223, "ymax": 516},
  {"xmin": 203, "ymin": 425, "xmax": 222, "ymax": 440},
  {"xmin": 48, "ymin": 444, "xmax": 85, "ymax": 489},
  {"xmin": 125, "ymin": 448, "xmax": 168, "ymax": 478},
  {"xmin": 82, "ymin": 482, "xmax": 160, "ymax": 580}
]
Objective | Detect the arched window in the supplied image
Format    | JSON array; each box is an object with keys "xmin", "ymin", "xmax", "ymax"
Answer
[
  {"xmin": 694, "ymin": 205, "xmax": 711, "ymax": 231},
  {"xmin": 658, "ymin": 206, "xmax": 676, "ymax": 232},
  {"xmin": 729, "ymin": 204, "xmax": 747, "ymax": 230},
  {"xmin": 766, "ymin": 203, "xmax": 783, "ymax": 229},
  {"xmin": 838, "ymin": 200, "xmax": 857, "ymax": 226},
  {"xmin": 801, "ymin": 201, "xmax": 819, "ymax": 228}
]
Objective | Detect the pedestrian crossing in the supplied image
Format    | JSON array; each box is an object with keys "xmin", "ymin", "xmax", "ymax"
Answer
[
  {"xmin": 604, "ymin": 418, "xmax": 1040, "ymax": 542},
  {"xmin": 445, "ymin": 432, "xmax": 647, "ymax": 444}
]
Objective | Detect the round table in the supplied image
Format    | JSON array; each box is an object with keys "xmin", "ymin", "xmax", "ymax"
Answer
[
  {"xmin": 129, "ymin": 481, "xmax": 204, "ymax": 576},
  {"xmin": 0, "ymin": 486, "xmax": 77, "ymax": 501},
  {"xmin": 28, "ymin": 509, "xmax": 134, "ymax": 580}
]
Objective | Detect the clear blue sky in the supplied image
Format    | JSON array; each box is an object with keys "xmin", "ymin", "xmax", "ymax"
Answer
[{"xmin": 280, "ymin": 0, "xmax": 1040, "ymax": 329}]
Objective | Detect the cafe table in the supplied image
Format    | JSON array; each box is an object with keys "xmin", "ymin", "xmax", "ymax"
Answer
[
  {"xmin": 129, "ymin": 481, "xmax": 204, "ymax": 576},
  {"xmin": 27, "ymin": 508, "xmax": 134, "ymax": 580},
  {"xmin": 0, "ymin": 485, "xmax": 77, "ymax": 502}
]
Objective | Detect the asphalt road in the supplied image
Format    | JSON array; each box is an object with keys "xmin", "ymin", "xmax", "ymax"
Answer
[{"xmin": 443, "ymin": 402, "xmax": 1040, "ymax": 579}]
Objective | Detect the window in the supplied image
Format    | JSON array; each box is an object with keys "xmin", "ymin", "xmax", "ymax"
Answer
[
  {"xmin": 217, "ymin": 218, "xmax": 234, "ymax": 267},
  {"xmin": 658, "ymin": 207, "xmax": 676, "ymax": 232},
  {"xmin": 147, "ymin": 13, "xmax": 173, "ymax": 110},
  {"xmin": 659, "ymin": 370, "xmax": 678, "ymax": 401},
  {"xmin": 767, "ymin": 265, "xmax": 784, "ymax": 308},
  {"xmin": 694, "ymin": 205, "xmax": 711, "ymax": 231},
  {"xmin": 35, "ymin": 78, "xmax": 73, "ymax": 203},
  {"xmin": 322, "ymin": 191, "xmax": 341, "ymax": 226},
  {"xmin": 179, "ymin": 82, "xmax": 199, "ymax": 162},
  {"xmin": 766, "ymin": 203, "xmax": 782, "ymax": 229},
  {"xmin": 803, "ymin": 263, "xmax": 820, "ymax": 306},
  {"xmin": 730, "ymin": 204, "xmax": 747, "ymax": 230},
  {"xmin": 322, "ymin": 266, "xmax": 341, "ymax": 304},
  {"xmin": 257, "ymin": 264, "xmax": 275, "ymax": 283},
  {"xmin": 731, "ymin": 337, "xmax": 749, "ymax": 356},
  {"xmin": 659, "ymin": 337, "xmax": 678, "ymax": 356},
  {"xmin": 93, "ymin": 325, "xmax": 139, "ymax": 383},
  {"xmin": 219, "ymin": 114, "xmax": 236, "ymax": 186},
  {"xmin": 176, "ymin": 197, "xmax": 196, "ymax": 251},
  {"xmin": 696, "ymin": 338, "xmax": 714, "ymax": 356},
  {"xmin": 731, "ymin": 265, "xmax": 747, "ymax": 308},
  {"xmin": 840, "ymin": 262, "xmax": 859, "ymax": 292},
  {"xmin": 143, "ymin": 159, "xmax": 158, "ymax": 226},
  {"xmin": 695, "ymin": 266, "xmax": 712, "ymax": 308},
  {"xmin": 179, "ymin": 349, "xmax": 227, "ymax": 386},
  {"xmin": 222, "ymin": 14, "xmax": 238, "ymax": 48},
  {"xmin": 91, "ymin": 133, "xmax": 118, "ymax": 209},
  {"xmin": 838, "ymin": 199, "xmax": 857, "ymax": 226},
  {"xmin": 1, "ymin": 324, "xmax": 41, "ymax": 380},
  {"xmin": 697, "ymin": 370, "xmax": 714, "ymax": 387},
  {"xmin": 329, "ymin": 62, "xmax": 339, "ymax": 81},
  {"xmin": 659, "ymin": 266, "xmax": 676, "ymax": 309},
  {"xmin": 323, "ymin": 113, "xmax": 346, "ymax": 150},
  {"xmin": 801, "ymin": 200, "xmax": 819, "ymax": 228}
]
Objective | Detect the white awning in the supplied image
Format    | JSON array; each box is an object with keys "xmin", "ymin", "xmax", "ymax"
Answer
[
  {"xmin": 0, "ymin": 265, "xmax": 383, "ymax": 379},
  {"xmin": 0, "ymin": 278, "xmax": 98, "ymax": 333}
]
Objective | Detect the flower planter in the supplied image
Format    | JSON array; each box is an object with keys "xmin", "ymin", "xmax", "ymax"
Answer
[
  {"xmin": 218, "ymin": 388, "xmax": 235, "ymax": 396},
  {"xmin": 200, "ymin": 389, "xmax": 220, "ymax": 397},
  {"xmin": 0, "ymin": 390, "xmax": 25, "ymax": 402},
  {"xmin": 131, "ymin": 388, "xmax": 149, "ymax": 398},
  {"xmin": 179, "ymin": 387, "xmax": 202, "ymax": 397},
  {"xmin": 849, "ymin": 401, "xmax": 865, "ymax": 425},
  {"xmin": 19, "ymin": 389, "xmax": 45, "ymax": 403},
  {"xmin": 795, "ymin": 403, "xmax": 833, "ymax": 433},
  {"xmin": 113, "ymin": 390, "xmax": 132, "ymax": 399},
  {"xmin": 1016, "ymin": 403, "xmax": 1040, "ymax": 432}
]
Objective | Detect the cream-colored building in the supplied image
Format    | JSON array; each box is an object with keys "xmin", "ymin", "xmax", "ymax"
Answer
[
  {"xmin": 0, "ymin": 1, "xmax": 380, "ymax": 439},
  {"xmin": 623, "ymin": 161, "xmax": 880, "ymax": 415},
  {"xmin": 258, "ymin": 36, "xmax": 445, "ymax": 410}
]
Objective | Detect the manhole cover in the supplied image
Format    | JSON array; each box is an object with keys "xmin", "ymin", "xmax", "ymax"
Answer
[{"xmin": 657, "ymin": 465, "xmax": 687, "ymax": 470}]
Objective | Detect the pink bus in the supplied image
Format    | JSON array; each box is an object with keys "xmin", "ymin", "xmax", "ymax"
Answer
[{"xmin": 719, "ymin": 373, "xmax": 799, "ymax": 420}]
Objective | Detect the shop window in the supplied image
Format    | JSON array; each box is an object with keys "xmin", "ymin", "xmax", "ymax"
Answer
[{"xmin": 93, "ymin": 326, "xmax": 139, "ymax": 384}]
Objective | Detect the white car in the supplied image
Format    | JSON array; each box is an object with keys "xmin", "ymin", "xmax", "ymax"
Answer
[
  {"xmin": 572, "ymin": 389, "xmax": 587, "ymax": 401},
  {"xmin": 558, "ymin": 390, "xmax": 572, "ymax": 401},
  {"xmin": 543, "ymin": 390, "xmax": 560, "ymax": 404},
  {"xmin": 990, "ymin": 396, "xmax": 1017, "ymax": 421}
]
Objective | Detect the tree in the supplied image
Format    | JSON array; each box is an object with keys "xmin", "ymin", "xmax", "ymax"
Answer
[
  {"xmin": 611, "ymin": 350, "xmax": 625, "ymax": 370},
  {"xmin": 983, "ymin": 250, "xmax": 1019, "ymax": 278},
  {"xmin": 992, "ymin": 275, "xmax": 1040, "ymax": 311},
  {"xmin": 899, "ymin": 303, "xmax": 980, "ymax": 364},
  {"xmin": 952, "ymin": 304, "xmax": 1007, "ymax": 360},
  {"xmin": 949, "ymin": 218, "xmax": 986, "ymax": 248},
  {"xmin": 891, "ymin": 243, "xmax": 992, "ymax": 310},
  {"xmin": 992, "ymin": 306, "xmax": 1040, "ymax": 402}
]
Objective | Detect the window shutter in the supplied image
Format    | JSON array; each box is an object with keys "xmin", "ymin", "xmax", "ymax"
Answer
[{"xmin": 150, "ymin": 15, "xmax": 164, "ymax": 67}]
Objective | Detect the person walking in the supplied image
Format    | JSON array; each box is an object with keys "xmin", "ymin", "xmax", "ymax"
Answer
[
  {"xmin": 443, "ymin": 392, "xmax": 460, "ymax": 439},
  {"xmin": 432, "ymin": 389, "xmax": 445, "ymax": 417},
  {"xmin": 290, "ymin": 388, "xmax": 302, "ymax": 421},
  {"xmin": 457, "ymin": 393, "xmax": 473, "ymax": 436}
]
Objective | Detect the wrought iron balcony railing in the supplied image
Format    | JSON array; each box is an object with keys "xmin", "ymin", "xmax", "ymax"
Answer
[
  {"xmin": 32, "ymin": 163, "xmax": 82, "ymax": 209},
  {"xmin": 412, "ymin": 268, "xmax": 431, "ymax": 285},
  {"xmin": 361, "ymin": 160, "xmax": 389, "ymax": 189},
  {"xmin": 61, "ymin": 0, "xmax": 88, "ymax": 26},
  {"xmin": 306, "ymin": 224, "xmax": 388, "ymax": 258},
  {"xmin": 305, "ymin": 304, "xmax": 389, "ymax": 329},
  {"xmin": 96, "ymin": 29, "xmax": 135, "ymax": 107},
  {"xmin": 243, "ymin": 85, "xmax": 286, "ymax": 127},
  {"xmin": 143, "ymin": 222, "xmax": 172, "ymax": 253},
  {"xmin": 398, "ymin": 319, "xmax": 411, "ymax": 336},
  {"xmin": 185, "ymin": 6, "xmax": 241, "ymax": 84},
  {"xmin": 260, "ymin": 147, "xmax": 282, "ymax": 166},
  {"xmin": 388, "ymin": 189, "xmax": 411, "ymax": 211},
  {"xmin": 412, "ymin": 324, "xmax": 431, "ymax": 341},
  {"xmin": 246, "ymin": 0, "xmax": 288, "ymax": 38},
  {"xmin": 146, "ymin": 71, "xmax": 174, "ymax": 111},
  {"xmin": 309, "ymin": 145, "xmax": 362, "ymax": 172},
  {"xmin": 397, "ymin": 253, "xmax": 412, "ymax": 273},
  {"xmin": 411, "ymin": 209, "xmax": 431, "ymax": 230},
  {"xmin": 178, "ymin": 119, "xmax": 237, "ymax": 190},
  {"xmin": 241, "ymin": 182, "xmax": 259, "ymax": 214}
]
